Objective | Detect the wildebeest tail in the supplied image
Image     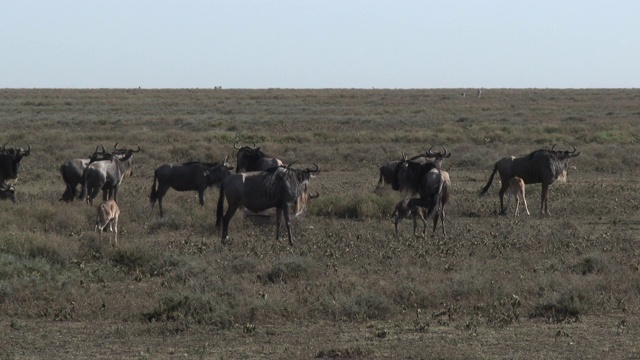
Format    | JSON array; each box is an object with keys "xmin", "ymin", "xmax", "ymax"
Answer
[
  {"xmin": 79, "ymin": 168, "xmax": 89, "ymax": 201},
  {"xmin": 215, "ymin": 182, "xmax": 225, "ymax": 229},
  {"xmin": 479, "ymin": 164, "xmax": 498, "ymax": 196},
  {"xmin": 149, "ymin": 173, "xmax": 158, "ymax": 207}
]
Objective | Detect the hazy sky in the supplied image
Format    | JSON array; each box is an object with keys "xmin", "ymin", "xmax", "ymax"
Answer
[{"xmin": 2, "ymin": 1, "xmax": 639, "ymax": 89}]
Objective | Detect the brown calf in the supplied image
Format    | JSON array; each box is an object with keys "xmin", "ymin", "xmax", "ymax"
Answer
[
  {"xmin": 505, "ymin": 176, "xmax": 530, "ymax": 216},
  {"xmin": 95, "ymin": 200, "xmax": 120, "ymax": 245},
  {"xmin": 392, "ymin": 198, "xmax": 427, "ymax": 237}
]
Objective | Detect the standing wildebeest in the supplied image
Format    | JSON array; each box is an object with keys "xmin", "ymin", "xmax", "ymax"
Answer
[
  {"xmin": 479, "ymin": 145, "xmax": 580, "ymax": 215},
  {"xmin": 234, "ymin": 139, "xmax": 283, "ymax": 173},
  {"xmin": 392, "ymin": 198, "xmax": 427, "ymax": 237},
  {"xmin": 81, "ymin": 145, "xmax": 140, "ymax": 205},
  {"xmin": 95, "ymin": 199, "xmax": 120, "ymax": 246},
  {"xmin": 59, "ymin": 145, "xmax": 115, "ymax": 202},
  {"xmin": 216, "ymin": 163, "xmax": 320, "ymax": 245},
  {"xmin": 0, "ymin": 143, "xmax": 30, "ymax": 203},
  {"xmin": 391, "ymin": 159, "xmax": 444, "ymax": 228},
  {"xmin": 150, "ymin": 157, "xmax": 234, "ymax": 217},
  {"xmin": 378, "ymin": 146, "xmax": 450, "ymax": 191},
  {"xmin": 505, "ymin": 176, "xmax": 530, "ymax": 216}
]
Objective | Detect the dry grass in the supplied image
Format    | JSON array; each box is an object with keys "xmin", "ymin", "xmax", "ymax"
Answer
[{"xmin": 1, "ymin": 88, "xmax": 640, "ymax": 358}]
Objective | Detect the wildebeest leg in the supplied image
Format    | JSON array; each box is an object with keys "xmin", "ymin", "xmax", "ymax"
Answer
[
  {"xmin": 498, "ymin": 181, "xmax": 509, "ymax": 215},
  {"xmin": 155, "ymin": 184, "xmax": 171, "ymax": 217},
  {"xmin": 88, "ymin": 187, "xmax": 101, "ymax": 205},
  {"xmin": 541, "ymin": 183, "xmax": 550, "ymax": 215},
  {"xmin": 112, "ymin": 216, "xmax": 118, "ymax": 246},
  {"xmin": 282, "ymin": 206, "xmax": 294, "ymax": 245},
  {"xmin": 275, "ymin": 207, "xmax": 283, "ymax": 241},
  {"xmin": 221, "ymin": 204, "xmax": 239, "ymax": 243},
  {"xmin": 198, "ymin": 188, "xmax": 205, "ymax": 207}
]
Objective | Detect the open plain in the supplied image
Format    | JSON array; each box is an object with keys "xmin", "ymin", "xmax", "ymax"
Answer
[{"xmin": 0, "ymin": 88, "xmax": 639, "ymax": 359}]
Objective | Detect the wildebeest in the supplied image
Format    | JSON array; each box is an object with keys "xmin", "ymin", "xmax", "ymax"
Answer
[
  {"xmin": 505, "ymin": 176, "xmax": 530, "ymax": 216},
  {"xmin": 391, "ymin": 160, "xmax": 443, "ymax": 226},
  {"xmin": 392, "ymin": 197, "xmax": 427, "ymax": 237},
  {"xmin": 479, "ymin": 145, "xmax": 580, "ymax": 215},
  {"xmin": 59, "ymin": 145, "xmax": 115, "ymax": 202},
  {"xmin": 150, "ymin": 157, "xmax": 234, "ymax": 217},
  {"xmin": 0, "ymin": 143, "xmax": 31, "ymax": 187},
  {"xmin": 216, "ymin": 163, "xmax": 320, "ymax": 245},
  {"xmin": 378, "ymin": 146, "xmax": 450, "ymax": 191},
  {"xmin": 95, "ymin": 199, "xmax": 120, "ymax": 246},
  {"xmin": 234, "ymin": 139, "xmax": 283, "ymax": 173},
  {"xmin": 81, "ymin": 144, "xmax": 140, "ymax": 205}
]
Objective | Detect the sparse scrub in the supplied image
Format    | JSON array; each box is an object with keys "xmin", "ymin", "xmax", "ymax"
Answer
[{"xmin": 0, "ymin": 89, "xmax": 639, "ymax": 357}]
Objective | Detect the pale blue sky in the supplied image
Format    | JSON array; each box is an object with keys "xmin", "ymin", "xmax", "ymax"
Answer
[{"xmin": 2, "ymin": 1, "xmax": 639, "ymax": 88}]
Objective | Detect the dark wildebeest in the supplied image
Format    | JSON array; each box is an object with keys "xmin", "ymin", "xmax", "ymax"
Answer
[
  {"xmin": 59, "ymin": 145, "xmax": 115, "ymax": 202},
  {"xmin": 149, "ymin": 157, "xmax": 234, "ymax": 217},
  {"xmin": 0, "ymin": 143, "xmax": 30, "ymax": 203},
  {"xmin": 0, "ymin": 143, "xmax": 31, "ymax": 185},
  {"xmin": 216, "ymin": 163, "xmax": 320, "ymax": 245},
  {"xmin": 234, "ymin": 139, "xmax": 283, "ymax": 173},
  {"xmin": 81, "ymin": 144, "xmax": 140, "ymax": 205},
  {"xmin": 391, "ymin": 146, "xmax": 451, "ymax": 236},
  {"xmin": 378, "ymin": 146, "xmax": 451, "ymax": 190},
  {"xmin": 479, "ymin": 145, "xmax": 580, "ymax": 215}
]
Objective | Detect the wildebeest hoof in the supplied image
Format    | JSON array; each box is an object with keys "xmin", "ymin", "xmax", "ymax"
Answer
[{"xmin": 221, "ymin": 236, "xmax": 231, "ymax": 245}]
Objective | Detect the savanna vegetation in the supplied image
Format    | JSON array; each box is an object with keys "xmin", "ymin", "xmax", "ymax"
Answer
[{"xmin": 0, "ymin": 88, "xmax": 639, "ymax": 358}]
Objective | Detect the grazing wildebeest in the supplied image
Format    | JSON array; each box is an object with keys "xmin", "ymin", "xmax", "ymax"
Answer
[
  {"xmin": 81, "ymin": 144, "xmax": 140, "ymax": 205},
  {"xmin": 479, "ymin": 145, "xmax": 580, "ymax": 215},
  {"xmin": 505, "ymin": 176, "xmax": 530, "ymax": 216},
  {"xmin": 234, "ymin": 139, "xmax": 283, "ymax": 173},
  {"xmin": 216, "ymin": 163, "xmax": 320, "ymax": 245},
  {"xmin": 95, "ymin": 199, "xmax": 120, "ymax": 246},
  {"xmin": 150, "ymin": 157, "xmax": 234, "ymax": 217},
  {"xmin": 59, "ymin": 145, "xmax": 115, "ymax": 202},
  {"xmin": 392, "ymin": 197, "xmax": 427, "ymax": 237}
]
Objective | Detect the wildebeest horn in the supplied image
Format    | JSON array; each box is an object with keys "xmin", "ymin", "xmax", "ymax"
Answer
[
  {"xmin": 442, "ymin": 145, "xmax": 451, "ymax": 158},
  {"xmin": 114, "ymin": 142, "xmax": 125, "ymax": 152},
  {"xmin": 305, "ymin": 163, "xmax": 320, "ymax": 174},
  {"xmin": 223, "ymin": 154, "xmax": 229, "ymax": 163},
  {"xmin": 309, "ymin": 191, "xmax": 320, "ymax": 199},
  {"xmin": 569, "ymin": 145, "xmax": 580, "ymax": 157},
  {"xmin": 551, "ymin": 144, "xmax": 557, "ymax": 151},
  {"xmin": 427, "ymin": 146, "xmax": 435, "ymax": 156},
  {"xmin": 286, "ymin": 161, "xmax": 297, "ymax": 169},
  {"xmin": 401, "ymin": 150, "xmax": 407, "ymax": 161},
  {"xmin": 233, "ymin": 139, "xmax": 241, "ymax": 150},
  {"xmin": 131, "ymin": 145, "xmax": 141, "ymax": 153},
  {"xmin": 2, "ymin": 142, "xmax": 7, "ymax": 152}
]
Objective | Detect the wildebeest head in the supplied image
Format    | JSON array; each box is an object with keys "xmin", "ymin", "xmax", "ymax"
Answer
[
  {"xmin": 234, "ymin": 139, "xmax": 263, "ymax": 172},
  {"xmin": 550, "ymin": 145, "xmax": 580, "ymax": 183},
  {"xmin": 426, "ymin": 145, "xmax": 451, "ymax": 169},
  {"xmin": 204, "ymin": 156, "xmax": 234, "ymax": 186}
]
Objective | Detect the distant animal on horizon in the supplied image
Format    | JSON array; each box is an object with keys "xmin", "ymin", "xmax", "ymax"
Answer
[{"xmin": 479, "ymin": 145, "xmax": 580, "ymax": 215}]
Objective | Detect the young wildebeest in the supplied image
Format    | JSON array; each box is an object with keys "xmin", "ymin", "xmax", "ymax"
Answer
[
  {"xmin": 95, "ymin": 199, "xmax": 120, "ymax": 246},
  {"xmin": 392, "ymin": 197, "xmax": 427, "ymax": 237},
  {"xmin": 505, "ymin": 176, "xmax": 529, "ymax": 216},
  {"xmin": 480, "ymin": 145, "xmax": 579, "ymax": 215},
  {"xmin": 149, "ymin": 157, "xmax": 233, "ymax": 217},
  {"xmin": 216, "ymin": 163, "xmax": 320, "ymax": 245}
]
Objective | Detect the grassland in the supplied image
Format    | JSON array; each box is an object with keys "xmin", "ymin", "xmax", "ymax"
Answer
[{"xmin": 0, "ymin": 88, "xmax": 639, "ymax": 358}]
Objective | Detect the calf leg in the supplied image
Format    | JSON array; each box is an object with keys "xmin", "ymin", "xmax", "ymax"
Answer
[{"xmin": 521, "ymin": 190, "xmax": 530, "ymax": 216}]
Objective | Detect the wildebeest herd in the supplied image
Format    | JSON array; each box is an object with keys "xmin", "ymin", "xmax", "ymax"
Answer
[{"xmin": 0, "ymin": 138, "xmax": 580, "ymax": 246}]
